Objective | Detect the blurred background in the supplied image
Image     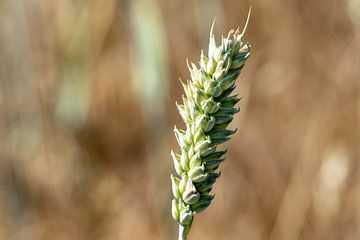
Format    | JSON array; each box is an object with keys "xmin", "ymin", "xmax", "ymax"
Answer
[{"xmin": 0, "ymin": 0, "xmax": 359, "ymax": 239}]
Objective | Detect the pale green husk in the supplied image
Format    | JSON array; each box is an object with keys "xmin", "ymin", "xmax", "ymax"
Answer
[{"xmin": 171, "ymin": 18, "xmax": 251, "ymax": 240}]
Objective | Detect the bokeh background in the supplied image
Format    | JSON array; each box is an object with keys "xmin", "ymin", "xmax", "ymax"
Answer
[{"xmin": 0, "ymin": 0, "xmax": 359, "ymax": 239}]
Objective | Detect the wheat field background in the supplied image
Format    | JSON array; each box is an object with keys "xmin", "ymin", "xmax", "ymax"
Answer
[{"xmin": 0, "ymin": 0, "xmax": 359, "ymax": 239}]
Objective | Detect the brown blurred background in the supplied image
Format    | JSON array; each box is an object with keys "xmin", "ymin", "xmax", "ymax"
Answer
[{"xmin": 0, "ymin": 0, "xmax": 359, "ymax": 239}]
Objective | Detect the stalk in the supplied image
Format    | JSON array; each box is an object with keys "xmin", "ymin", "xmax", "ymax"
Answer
[{"xmin": 171, "ymin": 12, "xmax": 251, "ymax": 240}]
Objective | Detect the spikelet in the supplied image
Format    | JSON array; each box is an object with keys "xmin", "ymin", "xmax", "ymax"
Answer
[{"xmin": 171, "ymin": 16, "xmax": 251, "ymax": 240}]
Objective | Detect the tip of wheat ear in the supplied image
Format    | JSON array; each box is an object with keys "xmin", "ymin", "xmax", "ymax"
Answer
[{"xmin": 171, "ymin": 15, "xmax": 251, "ymax": 239}]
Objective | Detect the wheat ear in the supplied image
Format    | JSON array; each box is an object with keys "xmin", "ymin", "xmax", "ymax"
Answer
[{"xmin": 171, "ymin": 15, "xmax": 251, "ymax": 240}]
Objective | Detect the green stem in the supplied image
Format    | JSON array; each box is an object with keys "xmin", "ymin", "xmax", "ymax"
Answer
[{"xmin": 178, "ymin": 225, "xmax": 187, "ymax": 240}]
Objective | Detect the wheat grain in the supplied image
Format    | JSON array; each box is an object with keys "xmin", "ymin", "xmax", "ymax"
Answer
[{"xmin": 171, "ymin": 13, "xmax": 251, "ymax": 240}]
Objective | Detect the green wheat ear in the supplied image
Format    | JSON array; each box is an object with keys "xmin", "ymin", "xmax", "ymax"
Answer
[{"xmin": 170, "ymin": 12, "xmax": 252, "ymax": 240}]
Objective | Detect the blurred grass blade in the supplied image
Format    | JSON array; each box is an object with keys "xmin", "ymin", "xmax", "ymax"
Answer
[{"xmin": 126, "ymin": 0, "xmax": 170, "ymax": 238}]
